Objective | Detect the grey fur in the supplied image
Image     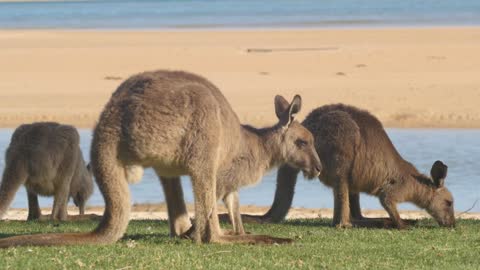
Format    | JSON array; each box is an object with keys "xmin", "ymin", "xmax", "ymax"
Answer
[
  {"xmin": 0, "ymin": 70, "xmax": 321, "ymax": 247},
  {"xmin": 0, "ymin": 122, "xmax": 93, "ymax": 221},
  {"xmin": 254, "ymin": 104, "xmax": 455, "ymax": 229}
]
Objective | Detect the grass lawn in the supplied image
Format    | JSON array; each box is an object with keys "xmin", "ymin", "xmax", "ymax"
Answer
[{"xmin": 0, "ymin": 218, "xmax": 479, "ymax": 269}]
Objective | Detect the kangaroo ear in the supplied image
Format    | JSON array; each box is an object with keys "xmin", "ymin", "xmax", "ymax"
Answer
[
  {"xmin": 275, "ymin": 94, "xmax": 302, "ymax": 127},
  {"xmin": 430, "ymin": 160, "xmax": 447, "ymax": 188},
  {"xmin": 274, "ymin": 95, "xmax": 290, "ymax": 119},
  {"xmin": 289, "ymin": 95, "xmax": 302, "ymax": 118}
]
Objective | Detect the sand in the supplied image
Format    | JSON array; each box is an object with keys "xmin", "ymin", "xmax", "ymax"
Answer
[
  {"xmin": 0, "ymin": 27, "xmax": 479, "ymax": 129},
  {"xmin": 2, "ymin": 203, "xmax": 479, "ymax": 221}
]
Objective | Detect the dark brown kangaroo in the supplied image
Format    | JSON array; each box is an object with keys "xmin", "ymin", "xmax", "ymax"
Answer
[
  {"xmin": 246, "ymin": 104, "xmax": 455, "ymax": 229},
  {"xmin": 0, "ymin": 122, "xmax": 93, "ymax": 221},
  {"xmin": 0, "ymin": 70, "xmax": 321, "ymax": 248}
]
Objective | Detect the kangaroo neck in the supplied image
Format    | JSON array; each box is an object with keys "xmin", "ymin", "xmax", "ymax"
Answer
[
  {"xmin": 236, "ymin": 124, "xmax": 284, "ymax": 185},
  {"xmin": 406, "ymin": 173, "xmax": 435, "ymax": 209}
]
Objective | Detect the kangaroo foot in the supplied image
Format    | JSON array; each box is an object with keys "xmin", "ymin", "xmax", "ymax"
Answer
[
  {"xmin": 180, "ymin": 224, "xmax": 196, "ymax": 240},
  {"xmin": 334, "ymin": 221, "xmax": 353, "ymax": 228},
  {"xmin": 217, "ymin": 234, "xmax": 293, "ymax": 245},
  {"xmin": 180, "ymin": 224, "xmax": 289, "ymax": 244}
]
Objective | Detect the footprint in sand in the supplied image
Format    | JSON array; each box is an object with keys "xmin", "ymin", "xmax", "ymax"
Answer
[{"xmin": 104, "ymin": 76, "xmax": 123, "ymax": 80}]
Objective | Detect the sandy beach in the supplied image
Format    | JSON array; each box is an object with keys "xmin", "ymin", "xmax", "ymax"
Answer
[
  {"xmin": 2, "ymin": 203, "xmax": 479, "ymax": 221},
  {"xmin": 0, "ymin": 27, "xmax": 479, "ymax": 128}
]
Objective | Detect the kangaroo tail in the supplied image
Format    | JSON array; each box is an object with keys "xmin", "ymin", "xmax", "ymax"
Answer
[
  {"xmin": 0, "ymin": 158, "xmax": 27, "ymax": 219},
  {"xmin": 0, "ymin": 116, "xmax": 131, "ymax": 248}
]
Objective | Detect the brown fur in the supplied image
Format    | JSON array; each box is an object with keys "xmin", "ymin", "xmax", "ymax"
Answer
[
  {"xmin": 252, "ymin": 104, "xmax": 455, "ymax": 229},
  {"xmin": 0, "ymin": 70, "xmax": 321, "ymax": 247},
  {"xmin": 0, "ymin": 122, "xmax": 93, "ymax": 221}
]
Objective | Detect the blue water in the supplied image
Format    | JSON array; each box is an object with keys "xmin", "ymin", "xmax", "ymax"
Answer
[
  {"xmin": 0, "ymin": 0, "xmax": 480, "ymax": 29},
  {"xmin": 1, "ymin": 128, "xmax": 479, "ymax": 213}
]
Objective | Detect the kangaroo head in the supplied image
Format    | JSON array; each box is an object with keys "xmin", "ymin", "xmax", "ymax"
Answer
[
  {"xmin": 425, "ymin": 160, "xmax": 455, "ymax": 227},
  {"xmin": 273, "ymin": 95, "xmax": 322, "ymax": 179},
  {"xmin": 73, "ymin": 163, "xmax": 94, "ymax": 215}
]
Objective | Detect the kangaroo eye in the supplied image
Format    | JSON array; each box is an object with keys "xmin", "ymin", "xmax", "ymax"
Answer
[
  {"xmin": 295, "ymin": 139, "xmax": 308, "ymax": 148},
  {"xmin": 445, "ymin": 200, "xmax": 453, "ymax": 207}
]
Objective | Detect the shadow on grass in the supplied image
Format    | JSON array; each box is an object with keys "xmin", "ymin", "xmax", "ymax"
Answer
[
  {"xmin": 282, "ymin": 217, "xmax": 444, "ymax": 230},
  {"xmin": 0, "ymin": 218, "xmax": 454, "ymax": 243},
  {"xmin": 121, "ymin": 233, "xmax": 173, "ymax": 244}
]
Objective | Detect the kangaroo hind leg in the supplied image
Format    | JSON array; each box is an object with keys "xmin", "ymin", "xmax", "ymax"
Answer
[
  {"xmin": 27, "ymin": 189, "xmax": 41, "ymax": 220},
  {"xmin": 349, "ymin": 192, "xmax": 363, "ymax": 220},
  {"xmin": 223, "ymin": 191, "xmax": 245, "ymax": 235},
  {"xmin": 157, "ymin": 174, "xmax": 192, "ymax": 237},
  {"xmin": 51, "ymin": 152, "xmax": 79, "ymax": 221},
  {"xmin": 190, "ymin": 167, "xmax": 222, "ymax": 243}
]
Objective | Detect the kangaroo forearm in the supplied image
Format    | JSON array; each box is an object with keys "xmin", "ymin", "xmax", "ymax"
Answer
[{"xmin": 264, "ymin": 165, "xmax": 299, "ymax": 222}]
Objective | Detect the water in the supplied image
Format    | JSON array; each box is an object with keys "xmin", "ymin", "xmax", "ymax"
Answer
[
  {"xmin": 0, "ymin": 0, "xmax": 480, "ymax": 29},
  {"xmin": 0, "ymin": 128, "xmax": 479, "ymax": 213}
]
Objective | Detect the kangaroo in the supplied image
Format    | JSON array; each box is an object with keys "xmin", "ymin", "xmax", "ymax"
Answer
[
  {"xmin": 0, "ymin": 70, "xmax": 321, "ymax": 248},
  {"xmin": 243, "ymin": 104, "xmax": 455, "ymax": 229},
  {"xmin": 0, "ymin": 122, "xmax": 94, "ymax": 221}
]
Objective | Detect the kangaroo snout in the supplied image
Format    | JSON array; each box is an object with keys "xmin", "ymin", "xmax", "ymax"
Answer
[
  {"xmin": 305, "ymin": 153, "xmax": 322, "ymax": 179},
  {"xmin": 314, "ymin": 162, "xmax": 322, "ymax": 176},
  {"xmin": 311, "ymin": 148, "xmax": 322, "ymax": 177}
]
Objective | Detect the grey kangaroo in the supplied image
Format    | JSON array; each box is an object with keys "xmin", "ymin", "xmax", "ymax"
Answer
[
  {"xmin": 0, "ymin": 70, "xmax": 321, "ymax": 247},
  {"xmin": 0, "ymin": 122, "xmax": 93, "ymax": 221},
  {"xmin": 243, "ymin": 104, "xmax": 455, "ymax": 229}
]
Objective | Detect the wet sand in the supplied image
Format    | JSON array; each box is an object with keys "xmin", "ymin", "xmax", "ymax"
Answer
[{"xmin": 3, "ymin": 203, "xmax": 479, "ymax": 221}]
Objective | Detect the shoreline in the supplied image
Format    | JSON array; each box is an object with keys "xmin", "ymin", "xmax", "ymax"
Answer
[
  {"xmin": 3, "ymin": 204, "xmax": 480, "ymax": 221},
  {"xmin": 1, "ymin": 27, "xmax": 480, "ymax": 129},
  {"xmin": 1, "ymin": 24, "xmax": 480, "ymax": 32}
]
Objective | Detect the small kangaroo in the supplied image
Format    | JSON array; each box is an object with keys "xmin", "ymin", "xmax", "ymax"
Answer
[
  {"xmin": 0, "ymin": 70, "xmax": 321, "ymax": 247},
  {"xmin": 245, "ymin": 104, "xmax": 455, "ymax": 229},
  {"xmin": 0, "ymin": 122, "xmax": 94, "ymax": 221}
]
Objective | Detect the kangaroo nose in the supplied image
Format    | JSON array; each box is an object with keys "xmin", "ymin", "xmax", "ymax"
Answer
[{"xmin": 315, "ymin": 162, "xmax": 322, "ymax": 174}]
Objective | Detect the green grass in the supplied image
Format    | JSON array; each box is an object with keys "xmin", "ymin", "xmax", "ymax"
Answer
[{"xmin": 1, "ymin": 218, "xmax": 479, "ymax": 269}]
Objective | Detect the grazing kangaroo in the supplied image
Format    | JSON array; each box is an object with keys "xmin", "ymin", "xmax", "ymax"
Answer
[
  {"xmin": 0, "ymin": 122, "xmax": 94, "ymax": 221},
  {"xmin": 0, "ymin": 70, "xmax": 321, "ymax": 248},
  {"xmin": 244, "ymin": 104, "xmax": 455, "ymax": 229}
]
